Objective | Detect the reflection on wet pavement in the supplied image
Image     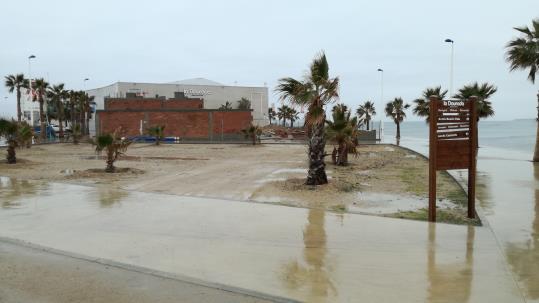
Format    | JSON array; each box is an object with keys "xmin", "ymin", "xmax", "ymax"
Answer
[
  {"xmin": 0, "ymin": 177, "xmax": 523, "ymax": 302},
  {"xmin": 0, "ymin": 176, "xmax": 47, "ymax": 209},
  {"xmin": 280, "ymin": 209, "xmax": 336, "ymax": 302},
  {"xmin": 427, "ymin": 224, "xmax": 473, "ymax": 303}
]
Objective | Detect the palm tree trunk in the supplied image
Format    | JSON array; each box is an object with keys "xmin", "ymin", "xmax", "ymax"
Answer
[
  {"xmin": 306, "ymin": 121, "xmax": 328, "ymax": 185},
  {"xmin": 105, "ymin": 149, "xmax": 115, "ymax": 173},
  {"xmin": 39, "ymin": 99, "xmax": 46, "ymax": 141},
  {"xmin": 16, "ymin": 88, "xmax": 22, "ymax": 123},
  {"xmin": 58, "ymin": 103, "xmax": 64, "ymax": 139},
  {"xmin": 535, "ymin": 91, "xmax": 539, "ymax": 162},
  {"xmin": 366, "ymin": 118, "xmax": 370, "ymax": 130},
  {"xmin": 6, "ymin": 141, "xmax": 17, "ymax": 164}
]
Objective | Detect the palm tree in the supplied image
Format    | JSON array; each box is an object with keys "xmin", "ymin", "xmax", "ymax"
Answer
[
  {"xmin": 356, "ymin": 101, "xmax": 376, "ymax": 130},
  {"xmin": 47, "ymin": 83, "xmax": 68, "ymax": 138},
  {"xmin": 32, "ymin": 78, "xmax": 49, "ymax": 141},
  {"xmin": 276, "ymin": 52, "xmax": 340, "ymax": 185},
  {"xmin": 289, "ymin": 108, "xmax": 299, "ymax": 127},
  {"xmin": 0, "ymin": 118, "xmax": 19, "ymax": 163},
  {"xmin": 241, "ymin": 123, "xmax": 262, "ymax": 145},
  {"xmin": 237, "ymin": 97, "xmax": 251, "ymax": 110},
  {"xmin": 268, "ymin": 107, "xmax": 276, "ymax": 125},
  {"xmin": 95, "ymin": 130, "xmax": 131, "ymax": 173},
  {"xmin": 4, "ymin": 74, "xmax": 29, "ymax": 123},
  {"xmin": 326, "ymin": 104, "xmax": 358, "ymax": 165},
  {"xmin": 412, "ymin": 86, "xmax": 448, "ymax": 123},
  {"xmin": 278, "ymin": 105, "xmax": 290, "ymax": 126},
  {"xmin": 219, "ymin": 101, "xmax": 233, "ymax": 110},
  {"xmin": 147, "ymin": 125, "xmax": 165, "ymax": 145},
  {"xmin": 506, "ymin": 19, "xmax": 539, "ymax": 161},
  {"xmin": 453, "ymin": 82, "xmax": 497, "ymax": 120},
  {"xmin": 385, "ymin": 97, "xmax": 410, "ymax": 145}
]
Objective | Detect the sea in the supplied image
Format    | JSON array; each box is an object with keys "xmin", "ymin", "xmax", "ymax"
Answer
[{"xmin": 378, "ymin": 119, "xmax": 536, "ymax": 160}]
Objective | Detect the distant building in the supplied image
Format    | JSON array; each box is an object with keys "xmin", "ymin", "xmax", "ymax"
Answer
[{"xmin": 87, "ymin": 78, "xmax": 269, "ymax": 134}]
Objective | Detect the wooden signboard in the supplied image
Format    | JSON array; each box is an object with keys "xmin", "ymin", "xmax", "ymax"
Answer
[{"xmin": 428, "ymin": 96, "xmax": 478, "ymax": 222}]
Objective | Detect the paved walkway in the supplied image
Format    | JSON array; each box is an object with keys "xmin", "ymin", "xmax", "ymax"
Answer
[
  {"xmin": 0, "ymin": 239, "xmax": 277, "ymax": 303},
  {"xmin": 0, "ymin": 176, "xmax": 525, "ymax": 302}
]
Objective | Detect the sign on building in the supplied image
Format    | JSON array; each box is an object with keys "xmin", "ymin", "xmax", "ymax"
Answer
[{"xmin": 428, "ymin": 96, "xmax": 478, "ymax": 222}]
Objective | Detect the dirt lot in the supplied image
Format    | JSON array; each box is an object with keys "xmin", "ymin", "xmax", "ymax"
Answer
[{"xmin": 0, "ymin": 142, "xmax": 476, "ymax": 224}]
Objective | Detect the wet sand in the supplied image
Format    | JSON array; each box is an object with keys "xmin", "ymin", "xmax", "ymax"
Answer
[{"xmin": 0, "ymin": 143, "xmax": 468, "ymax": 221}]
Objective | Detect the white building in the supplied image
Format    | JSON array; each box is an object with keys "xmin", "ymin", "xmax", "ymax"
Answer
[{"xmin": 86, "ymin": 78, "xmax": 269, "ymax": 134}]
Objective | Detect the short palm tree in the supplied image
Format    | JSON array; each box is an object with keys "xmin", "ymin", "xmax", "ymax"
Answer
[
  {"xmin": 147, "ymin": 125, "xmax": 165, "ymax": 145},
  {"xmin": 276, "ymin": 52, "xmax": 340, "ymax": 185},
  {"xmin": 237, "ymin": 97, "xmax": 251, "ymax": 110},
  {"xmin": 219, "ymin": 101, "xmax": 233, "ymax": 110},
  {"xmin": 0, "ymin": 118, "xmax": 19, "ymax": 163},
  {"xmin": 326, "ymin": 104, "xmax": 358, "ymax": 165},
  {"xmin": 453, "ymin": 82, "xmax": 497, "ymax": 120},
  {"xmin": 241, "ymin": 123, "xmax": 262, "ymax": 145},
  {"xmin": 385, "ymin": 97, "xmax": 410, "ymax": 145},
  {"xmin": 47, "ymin": 83, "xmax": 68, "ymax": 138},
  {"xmin": 32, "ymin": 78, "xmax": 49, "ymax": 141},
  {"xmin": 95, "ymin": 130, "xmax": 132, "ymax": 173},
  {"xmin": 4, "ymin": 74, "xmax": 29, "ymax": 123},
  {"xmin": 412, "ymin": 86, "xmax": 448, "ymax": 123},
  {"xmin": 506, "ymin": 19, "xmax": 539, "ymax": 161},
  {"xmin": 356, "ymin": 101, "xmax": 376, "ymax": 130}
]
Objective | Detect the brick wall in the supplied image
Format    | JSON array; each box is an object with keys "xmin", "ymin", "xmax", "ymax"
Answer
[
  {"xmin": 97, "ymin": 110, "xmax": 252, "ymax": 139},
  {"xmin": 105, "ymin": 98, "xmax": 203, "ymax": 110}
]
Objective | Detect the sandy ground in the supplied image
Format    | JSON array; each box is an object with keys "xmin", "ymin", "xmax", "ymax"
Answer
[
  {"xmin": 0, "ymin": 239, "xmax": 274, "ymax": 303},
  {"xmin": 0, "ymin": 142, "xmax": 470, "ymax": 222}
]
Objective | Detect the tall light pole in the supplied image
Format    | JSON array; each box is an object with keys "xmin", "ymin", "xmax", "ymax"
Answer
[
  {"xmin": 377, "ymin": 68, "xmax": 384, "ymax": 105},
  {"xmin": 445, "ymin": 39, "xmax": 454, "ymax": 97},
  {"xmin": 28, "ymin": 55, "xmax": 36, "ymax": 126},
  {"xmin": 83, "ymin": 78, "xmax": 89, "ymax": 91}
]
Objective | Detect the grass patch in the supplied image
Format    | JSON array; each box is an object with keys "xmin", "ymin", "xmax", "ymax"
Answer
[
  {"xmin": 387, "ymin": 208, "xmax": 481, "ymax": 226},
  {"xmin": 445, "ymin": 188, "xmax": 467, "ymax": 206},
  {"xmin": 399, "ymin": 166, "xmax": 426, "ymax": 195},
  {"xmin": 329, "ymin": 204, "xmax": 347, "ymax": 212},
  {"xmin": 336, "ymin": 181, "xmax": 360, "ymax": 192}
]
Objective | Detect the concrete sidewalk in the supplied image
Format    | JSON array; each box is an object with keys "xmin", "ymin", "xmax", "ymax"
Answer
[{"xmin": 0, "ymin": 179, "xmax": 525, "ymax": 302}]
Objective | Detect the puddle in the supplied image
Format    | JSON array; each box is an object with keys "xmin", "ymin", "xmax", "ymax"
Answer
[
  {"xmin": 0, "ymin": 176, "xmax": 48, "ymax": 209},
  {"xmin": 350, "ymin": 191, "xmax": 454, "ymax": 214},
  {"xmin": 61, "ymin": 169, "xmax": 75, "ymax": 176},
  {"xmin": 82, "ymin": 155, "xmax": 208, "ymax": 161},
  {"xmin": 405, "ymin": 154, "xmax": 417, "ymax": 159}
]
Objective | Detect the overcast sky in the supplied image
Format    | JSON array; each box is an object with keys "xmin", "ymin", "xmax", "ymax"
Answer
[{"xmin": 1, "ymin": 0, "xmax": 538, "ymax": 121}]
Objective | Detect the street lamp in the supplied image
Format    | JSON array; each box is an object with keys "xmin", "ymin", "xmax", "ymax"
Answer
[
  {"xmin": 377, "ymin": 68, "xmax": 384, "ymax": 105},
  {"xmin": 83, "ymin": 78, "xmax": 89, "ymax": 91},
  {"xmin": 28, "ymin": 55, "xmax": 36, "ymax": 126},
  {"xmin": 444, "ymin": 38, "xmax": 454, "ymax": 97}
]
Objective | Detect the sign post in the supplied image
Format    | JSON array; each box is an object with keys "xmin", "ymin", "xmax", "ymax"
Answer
[{"xmin": 428, "ymin": 96, "xmax": 478, "ymax": 222}]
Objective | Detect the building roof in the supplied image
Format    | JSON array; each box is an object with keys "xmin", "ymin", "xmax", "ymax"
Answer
[{"xmin": 168, "ymin": 78, "xmax": 224, "ymax": 86}]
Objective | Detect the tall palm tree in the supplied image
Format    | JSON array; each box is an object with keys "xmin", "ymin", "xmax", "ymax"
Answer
[
  {"xmin": 506, "ymin": 19, "xmax": 539, "ymax": 161},
  {"xmin": 32, "ymin": 78, "xmax": 49, "ymax": 141},
  {"xmin": 412, "ymin": 86, "xmax": 448, "ymax": 123},
  {"xmin": 453, "ymin": 82, "xmax": 497, "ymax": 120},
  {"xmin": 385, "ymin": 97, "xmax": 410, "ymax": 145},
  {"xmin": 278, "ymin": 105, "xmax": 290, "ymax": 126},
  {"xmin": 326, "ymin": 104, "xmax": 358, "ymax": 166},
  {"xmin": 289, "ymin": 107, "xmax": 299, "ymax": 127},
  {"xmin": 4, "ymin": 74, "xmax": 29, "ymax": 123},
  {"xmin": 47, "ymin": 83, "xmax": 68, "ymax": 138},
  {"xmin": 268, "ymin": 107, "xmax": 276, "ymax": 125},
  {"xmin": 356, "ymin": 101, "xmax": 376, "ymax": 130},
  {"xmin": 276, "ymin": 52, "xmax": 340, "ymax": 185}
]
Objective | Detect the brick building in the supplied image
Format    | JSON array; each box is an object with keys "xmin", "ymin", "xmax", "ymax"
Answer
[{"xmin": 96, "ymin": 97, "xmax": 253, "ymax": 141}]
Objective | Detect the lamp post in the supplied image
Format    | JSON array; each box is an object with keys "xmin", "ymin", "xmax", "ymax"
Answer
[
  {"xmin": 377, "ymin": 68, "xmax": 384, "ymax": 105},
  {"xmin": 28, "ymin": 55, "xmax": 36, "ymax": 126},
  {"xmin": 83, "ymin": 78, "xmax": 89, "ymax": 91},
  {"xmin": 444, "ymin": 39, "xmax": 454, "ymax": 97}
]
